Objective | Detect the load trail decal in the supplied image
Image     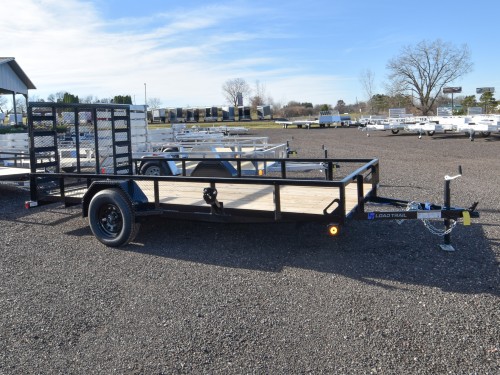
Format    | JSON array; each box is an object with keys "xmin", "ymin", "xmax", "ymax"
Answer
[{"xmin": 367, "ymin": 211, "xmax": 442, "ymax": 220}]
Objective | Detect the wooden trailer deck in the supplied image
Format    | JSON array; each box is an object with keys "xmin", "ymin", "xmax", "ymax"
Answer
[
  {"xmin": 137, "ymin": 180, "xmax": 372, "ymax": 215},
  {"xmin": 0, "ymin": 167, "xmax": 31, "ymax": 181},
  {"xmin": 41, "ymin": 178, "xmax": 371, "ymax": 217}
]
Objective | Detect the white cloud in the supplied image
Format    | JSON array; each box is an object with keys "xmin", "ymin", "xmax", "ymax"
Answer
[{"xmin": 1, "ymin": 0, "xmax": 355, "ymax": 107}]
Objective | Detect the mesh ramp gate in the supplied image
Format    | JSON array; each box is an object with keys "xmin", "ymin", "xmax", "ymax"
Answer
[{"xmin": 28, "ymin": 102, "xmax": 133, "ymax": 202}]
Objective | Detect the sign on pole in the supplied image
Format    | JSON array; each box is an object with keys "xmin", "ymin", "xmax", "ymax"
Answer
[
  {"xmin": 443, "ymin": 87, "xmax": 462, "ymax": 94},
  {"xmin": 476, "ymin": 87, "xmax": 495, "ymax": 94}
]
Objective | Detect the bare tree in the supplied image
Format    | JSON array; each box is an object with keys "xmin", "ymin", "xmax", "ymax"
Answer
[
  {"xmin": 147, "ymin": 97, "xmax": 162, "ymax": 109},
  {"xmin": 28, "ymin": 94, "xmax": 42, "ymax": 102},
  {"xmin": 14, "ymin": 97, "xmax": 27, "ymax": 115},
  {"xmin": 359, "ymin": 69, "xmax": 375, "ymax": 113},
  {"xmin": 81, "ymin": 95, "xmax": 96, "ymax": 104},
  {"xmin": 222, "ymin": 78, "xmax": 251, "ymax": 108},
  {"xmin": 250, "ymin": 80, "xmax": 267, "ymax": 110},
  {"xmin": 334, "ymin": 100, "xmax": 346, "ymax": 113},
  {"xmin": 387, "ymin": 39, "xmax": 473, "ymax": 115},
  {"xmin": 46, "ymin": 92, "xmax": 66, "ymax": 102},
  {"xmin": 0, "ymin": 96, "xmax": 8, "ymax": 113},
  {"xmin": 55, "ymin": 91, "xmax": 65, "ymax": 102}
]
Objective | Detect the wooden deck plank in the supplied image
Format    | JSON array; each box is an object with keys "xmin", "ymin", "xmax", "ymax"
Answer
[{"xmin": 137, "ymin": 180, "xmax": 372, "ymax": 215}]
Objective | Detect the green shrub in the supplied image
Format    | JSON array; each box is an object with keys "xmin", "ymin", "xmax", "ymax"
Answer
[
  {"xmin": 0, "ymin": 124, "xmax": 68, "ymax": 134},
  {"xmin": 0, "ymin": 125, "xmax": 28, "ymax": 134},
  {"xmin": 56, "ymin": 125, "xmax": 68, "ymax": 133}
]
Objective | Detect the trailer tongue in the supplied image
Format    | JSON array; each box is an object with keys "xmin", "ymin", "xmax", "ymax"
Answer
[{"xmin": 26, "ymin": 103, "xmax": 478, "ymax": 250}]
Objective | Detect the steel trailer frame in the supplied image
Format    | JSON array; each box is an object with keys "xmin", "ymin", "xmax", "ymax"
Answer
[{"xmin": 26, "ymin": 103, "xmax": 478, "ymax": 249}]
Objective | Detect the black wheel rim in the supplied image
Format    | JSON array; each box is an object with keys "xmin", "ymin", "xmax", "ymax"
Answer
[{"xmin": 97, "ymin": 203, "xmax": 123, "ymax": 237}]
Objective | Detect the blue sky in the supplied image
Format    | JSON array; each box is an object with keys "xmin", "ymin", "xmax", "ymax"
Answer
[{"xmin": 2, "ymin": 0, "xmax": 499, "ymax": 108}]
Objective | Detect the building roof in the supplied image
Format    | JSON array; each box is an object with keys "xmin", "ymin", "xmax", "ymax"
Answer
[{"xmin": 0, "ymin": 57, "xmax": 36, "ymax": 95}]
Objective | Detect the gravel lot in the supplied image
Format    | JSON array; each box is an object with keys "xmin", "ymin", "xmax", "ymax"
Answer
[{"xmin": 1, "ymin": 127, "xmax": 499, "ymax": 374}]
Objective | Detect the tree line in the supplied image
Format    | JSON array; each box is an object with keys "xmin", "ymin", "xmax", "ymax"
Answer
[
  {"xmin": 0, "ymin": 92, "xmax": 134, "ymax": 117},
  {"xmin": 222, "ymin": 39, "xmax": 497, "ymax": 118},
  {"xmin": 2, "ymin": 39, "xmax": 497, "ymax": 119}
]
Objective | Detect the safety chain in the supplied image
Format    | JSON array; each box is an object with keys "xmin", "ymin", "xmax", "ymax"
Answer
[
  {"xmin": 397, "ymin": 201, "xmax": 457, "ymax": 237},
  {"xmin": 422, "ymin": 218, "xmax": 457, "ymax": 237}
]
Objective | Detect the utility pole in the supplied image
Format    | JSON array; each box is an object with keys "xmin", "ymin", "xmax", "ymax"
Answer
[{"xmin": 144, "ymin": 83, "xmax": 147, "ymax": 105}]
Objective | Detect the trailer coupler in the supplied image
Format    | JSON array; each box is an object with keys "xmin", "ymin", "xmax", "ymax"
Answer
[
  {"xmin": 203, "ymin": 187, "xmax": 224, "ymax": 215},
  {"xmin": 360, "ymin": 166, "xmax": 479, "ymax": 252}
]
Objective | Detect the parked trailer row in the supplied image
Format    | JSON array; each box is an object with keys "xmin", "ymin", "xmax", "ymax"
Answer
[
  {"xmin": 361, "ymin": 115, "xmax": 500, "ymax": 140},
  {"xmin": 275, "ymin": 112, "xmax": 352, "ymax": 129},
  {"xmin": 150, "ymin": 106, "xmax": 259, "ymax": 123},
  {"xmin": 26, "ymin": 103, "xmax": 478, "ymax": 251}
]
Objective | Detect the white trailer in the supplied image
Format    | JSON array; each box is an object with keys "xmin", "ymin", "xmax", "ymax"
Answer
[
  {"xmin": 152, "ymin": 108, "xmax": 166, "ymax": 123},
  {"xmin": 9, "ymin": 114, "xmax": 23, "ymax": 125}
]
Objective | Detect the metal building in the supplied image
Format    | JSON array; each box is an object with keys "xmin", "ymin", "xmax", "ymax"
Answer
[{"xmin": 0, "ymin": 57, "xmax": 36, "ymax": 124}]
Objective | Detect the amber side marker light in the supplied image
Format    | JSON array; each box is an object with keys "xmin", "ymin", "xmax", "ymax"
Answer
[{"xmin": 327, "ymin": 224, "xmax": 340, "ymax": 236}]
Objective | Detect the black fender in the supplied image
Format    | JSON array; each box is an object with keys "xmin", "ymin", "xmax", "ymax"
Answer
[
  {"xmin": 191, "ymin": 160, "xmax": 237, "ymax": 177},
  {"xmin": 82, "ymin": 180, "xmax": 149, "ymax": 217}
]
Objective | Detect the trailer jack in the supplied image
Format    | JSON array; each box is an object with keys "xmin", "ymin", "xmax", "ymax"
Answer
[
  {"xmin": 357, "ymin": 165, "xmax": 479, "ymax": 252},
  {"xmin": 439, "ymin": 166, "xmax": 478, "ymax": 251}
]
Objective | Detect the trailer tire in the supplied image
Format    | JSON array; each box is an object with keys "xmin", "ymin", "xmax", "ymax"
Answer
[
  {"xmin": 480, "ymin": 131, "xmax": 491, "ymax": 137},
  {"xmin": 140, "ymin": 161, "xmax": 170, "ymax": 176},
  {"xmin": 88, "ymin": 188, "xmax": 139, "ymax": 247},
  {"xmin": 391, "ymin": 129, "xmax": 399, "ymax": 134},
  {"xmin": 426, "ymin": 131, "xmax": 435, "ymax": 136}
]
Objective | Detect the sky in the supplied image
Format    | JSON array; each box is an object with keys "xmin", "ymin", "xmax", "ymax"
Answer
[{"xmin": 2, "ymin": 0, "xmax": 499, "ymax": 108}]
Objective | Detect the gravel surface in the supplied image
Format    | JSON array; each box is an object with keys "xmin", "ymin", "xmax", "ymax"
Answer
[{"xmin": 1, "ymin": 127, "xmax": 499, "ymax": 374}]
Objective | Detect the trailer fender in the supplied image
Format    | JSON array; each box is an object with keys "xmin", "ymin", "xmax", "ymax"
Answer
[
  {"xmin": 191, "ymin": 160, "xmax": 237, "ymax": 177},
  {"xmin": 82, "ymin": 180, "xmax": 148, "ymax": 218}
]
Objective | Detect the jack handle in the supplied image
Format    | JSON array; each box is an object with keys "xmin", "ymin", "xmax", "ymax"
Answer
[{"xmin": 445, "ymin": 165, "xmax": 462, "ymax": 181}]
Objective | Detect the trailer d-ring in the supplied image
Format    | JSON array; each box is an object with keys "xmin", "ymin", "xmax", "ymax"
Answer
[{"xmin": 323, "ymin": 198, "xmax": 340, "ymax": 215}]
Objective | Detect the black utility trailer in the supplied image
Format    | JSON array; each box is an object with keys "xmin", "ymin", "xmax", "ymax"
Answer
[{"xmin": 26, "ymin": 103, "xmax": 478, "ymax": 250}]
